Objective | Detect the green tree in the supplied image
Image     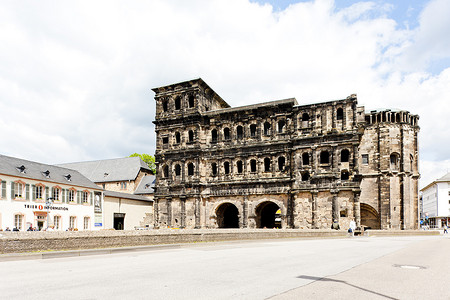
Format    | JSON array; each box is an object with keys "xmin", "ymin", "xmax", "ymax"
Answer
[{"xmin": 129, "ymin": 153, "xmax": 156, "ymax": 174}]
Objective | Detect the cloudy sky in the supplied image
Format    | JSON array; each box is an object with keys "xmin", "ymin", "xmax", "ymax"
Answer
[{"xmin": 0, "ymin": 0, "xmax": 449, "ymax": 188}]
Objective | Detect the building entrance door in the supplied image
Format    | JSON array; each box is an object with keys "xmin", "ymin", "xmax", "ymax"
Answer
[
  {"xmin": 37, "ymin": 221, "xmax": 44, "ymax": 231},
  {"xmin": 114, "ymin": 213, "xmax": 125, "ymax": 230}
]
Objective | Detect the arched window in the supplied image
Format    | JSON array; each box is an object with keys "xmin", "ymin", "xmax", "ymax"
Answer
[
  {"xmin": 237, "ymin": 126, "xmax": 244, "ymax": 139},
  {"xmin": 211, "ymin": 129, "xmax": 218, "ymax": 143},
  {"xmin": 188, "ymin": 95, "xmax": 195, "ymax": 108},
  {"xmin": 175, "ymin": 96, "xmax": 181, "ymax": 110},
  {"xmin": 250, "ymin": 124, "xmax": 257, "ymax": 137},
  {"xmin": 223, "ymin": 128, "xmax": 231, "ymax": 140},
  {"xmin": 250, "ymin": 159, "xmax": 257, "ymax": 172},
  {"xmin": 175, "ymin": 132, "xmax": 181, "ymax": 144},
  {"xmin": 390, "ymin": 153, "xmax": 399, "ymax": 170},
  {"xmin": 302, "ymin": 153, "xmax": 310, "ymax": 165},
  {"xmin": 237, "ymin": 161, "xmax": 243, "ymax": 174},
  {"xmin": 302, "ymin": 113, "xmax": 310, "ymax": 127},
  {"xmin": 278, "ymin": 120, "xmax": 285, "ymax": 133},
  {"xmin": 188, "ymin": 163, "xmax": 194, "ymax": 176},
  {"xmin": 264, "ymin": 122, "xmax": 271, "ymax": 136},
  {"xmin": 175, "ymin": 164, "xmax": 181, "ymax": 176},
  {"xmin": 340, "ymin": 149, "xmax": 350, "ymax": 162},
  {"xmin": 224, "ymin": 162, "xmax": 230, "ymax": 174},
  {"xmin": 163, "ymin": 166, "xmax": 169, "ymax": 178},
  {"xmin": 341, "ymin": 170, "xmax": 349, "ymax": 180},
  {"xmin": 211, "ymin": 163, "xmax": 217, "ymax": 176},
  {"xmin": 162, "ymin": 100, "xmax": 168, "ymax": 112},
  {"xmin": 320, "ymin": 151, "xmax": 330, "ymax": 164},
  {"xmin": 278, "ymin": 157, "xmax": 285, "ymax": 171},
  {"xmin": 337, "ymin": 108, "xmax": 344, "ymax": 120},
  {"xmin": 301, "ymin": 171, "xmax": 310, "ymax": 181},
  {"xmin": 188, "ymin": 130, "xmax": 194, "ymax": 143},
  {"xmin": 264, "ymin": 158, "xmax": 271, "ymax": 172}
]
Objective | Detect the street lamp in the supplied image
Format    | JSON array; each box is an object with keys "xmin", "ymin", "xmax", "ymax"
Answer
[{"xmin": 46, "ymin": 197, "xmax": 54, "ymax": 230}]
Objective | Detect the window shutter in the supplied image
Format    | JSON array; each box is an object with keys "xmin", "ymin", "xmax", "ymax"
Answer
[
  {"xmin": 90, "ymin": 192, "xmax": 93, "ymax": 205},
  {"xmin": 11, "ymin": 182, "xmax": 15, "ymax": 199},
  {"xmin": 25, "ymin": 184, "xmax": 30, "ymax": 200},
  {"xmin": 45, "ymin": 186, "xmax": 49, "ymax": 200},
  {"xmin": 32, "ymin": 185, "xmax": 36, "ymax": 200},
  {"xmin": 1, "ymin": 181, "xmax": 6, "ymax": 199},
  {"xmin": 77, "ymin": 191, "xmax": 81, "ymax": 204}
]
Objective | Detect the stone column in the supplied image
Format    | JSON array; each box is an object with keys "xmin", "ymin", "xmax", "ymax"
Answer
[
  {"xmin": 194, "ymin": 196, "xmax": 201, "ymax": 229},
  {"xmin": 311, "ymin": 190, "xmax": 318, "ymax": 229},
  {"xmin": 166, "ymin": 197, "xmax": 172, "ymax": 228},
  {"xmin": 353, "ymin": 189, "xmax": 361, "ymax": 227},
  {"xmin": 154, "ymin": 198, "xmax": 160, "ymax": 229},
  {"xmin": 331, "ymin": 189, "xmax": 339, "ymax": 222},
  {"xmin": 332, "ymin": 104, "xmax": 336, "ymax": 130},
  {"xmin": 243, "ymin": 195, "xmax": 248, "ymax": 228},
  {"xmin": 180, "ymin": 196, "xmax": 186, "ymax": 229}
]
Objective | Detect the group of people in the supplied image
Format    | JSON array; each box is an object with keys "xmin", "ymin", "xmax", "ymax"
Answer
[
  {"xmin": 1, "ymin": 227, "xmax": 20, "ymax": 231},
  {"xmin": 331, "ymin": 218, "xmax": 358, "ymax": 236}
]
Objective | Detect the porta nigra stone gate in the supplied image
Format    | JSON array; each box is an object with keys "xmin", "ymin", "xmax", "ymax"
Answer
[{"xmin": 152, "ymin": 79, "xmax": 419, "ymax": 230}]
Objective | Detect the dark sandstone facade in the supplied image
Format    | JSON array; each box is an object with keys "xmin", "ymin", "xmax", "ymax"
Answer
[{"xmin": 152, "ymin": 79, "xmax": 419, "ymax": 230}]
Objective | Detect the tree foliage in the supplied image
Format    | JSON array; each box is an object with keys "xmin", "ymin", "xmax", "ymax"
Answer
[{"xmin": 129, "ymin": 153, "xmax": 156, "ymax": 174}]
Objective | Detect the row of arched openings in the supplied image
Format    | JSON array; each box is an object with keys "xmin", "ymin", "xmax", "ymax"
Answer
[
  {"xmin": 216, "ymin": 201, "xmax": 281, "ymax": 228},
  {"xmin": 301, "ymin": 149, "xmax": 350, "ymax": 166},
  {"xmin": 162, "ymin": 95, "xmax": 195, "ymax": 112}
]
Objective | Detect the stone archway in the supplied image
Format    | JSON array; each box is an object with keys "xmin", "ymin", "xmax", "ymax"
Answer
[
  {"xmin": 216, "ymin": 203, "xmax": 239, "ymax": 228},
  {"xmin": 255, "ymin": 201, "xmax": 280, "ymax": 228},
  {"xmin": 360, "ymin": 203, "xmax": 381, "ymax": 229}
]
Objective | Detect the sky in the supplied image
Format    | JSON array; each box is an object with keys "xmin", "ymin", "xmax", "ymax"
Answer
[{"xmin": 0, "ymin": 0, "xmax": 449, "ymax": 189}]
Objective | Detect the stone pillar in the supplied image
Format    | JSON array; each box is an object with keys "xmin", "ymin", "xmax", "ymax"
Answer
[
  {"xmin": 243, "ymin": 195, "xmax": 248, "ymax": 228},
  {"xmin": 332, "ymin": 104, "xmax": 336, "ymax": 130},
  {"xmin": 166, "ymin": 197, "xmax": 172, "ymax": 228},
  {"xmin": 311, "ymin": 190, "xmax": 318, "ymax": 229},
  {"xmin": 194, "ymin": 196, "xmax": 201, "ymax": 229},
  {"xmin": 353, "ymin": 190, "xmax": 361, "ymax": 227},
  {"xmin": 154, "ymin": 198, "xmax": 160, "ymax": 229},
  {"xmin": 331, "ymin": 189, "xmax": 339, "ymax": 222},
  {"xmin": 180, "ymin": 196, "xmax": 186, "ymax": 229}
]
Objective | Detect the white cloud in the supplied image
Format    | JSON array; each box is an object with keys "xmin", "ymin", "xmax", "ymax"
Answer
[{"xmin": 0, "ymin": 0, "xmax": 449, "ymax": 188}]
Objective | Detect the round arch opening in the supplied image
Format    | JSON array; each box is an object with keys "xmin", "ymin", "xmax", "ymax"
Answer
[
  {"xmin": 256, "ymin": 201, "xmax": 281, "ymax": 228},
  {"xmin": 216, "ymin": 203, "xmax": 239, "ymax": 228},
  {"xmin": 360, "ymin": 203, "xmax": 381, "ymax": 229}
]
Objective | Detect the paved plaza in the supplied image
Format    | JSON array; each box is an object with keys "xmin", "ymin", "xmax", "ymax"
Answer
[{"xmin": 0, "ymin": 235, "xmax": 449, "ymax": 299}]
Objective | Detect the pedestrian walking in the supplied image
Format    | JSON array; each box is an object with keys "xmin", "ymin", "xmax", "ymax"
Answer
[
  {"xmin": 349, "ymin": 219, "xmax": 356, "ymax": 236},
  {"xmin": 444, "ymin": 224, "xmax": 448, "ymax": 234}
]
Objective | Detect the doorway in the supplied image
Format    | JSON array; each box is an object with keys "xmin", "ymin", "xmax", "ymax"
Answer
[
  {"xmin": 256, "ymin": 201, "xmax": 280, "ymax": 228},
  {"xmin": 114, "ymin": 213, "xmax": 125, "ymax": 230},
  {"xmin": 37, "ymin": 221, "xmax": 44, "ymax": 231},
  {"xmin": 216, "ymin": 203, "xmax": 239, "ymax": 228}
]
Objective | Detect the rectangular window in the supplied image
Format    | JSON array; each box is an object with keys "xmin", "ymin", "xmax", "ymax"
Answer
[
  {"xmin": 120, "ymin": 182, "xmax": 127, "ymax": 190},
  {"xmin": 69, "ymin": 216, "xmax": 76, "ymax": 229},
  {"xmin": 14, "ymin": 214, "xmax": 23, "ymax": 230},
  {"xmin": 14, "ymin": 182, "xmax": 24, "ymax": 198},
  {"xmin": 84, "ymin": 217, "xmax": 90, "ymax": 230},
  {"xmin": 162, "ymin": 137, "xmax": 169, "ymax": 144},
  {"xmin": 82, "ymin": 191, "xmax": 88, "ymax": 204},
  {"xmin": 35, "ymin": 185, "xmax": 43, "ymax": 200},
  {"xmin": 54, "ymin": 216, "xmax": 61, "ymax": 230},
  {"xmin": 362, "ymin": 154, "xmax": 369, "ymax": 165},
  {"xmin": 68, "ymin": 190, "xmax": 75, "ymax": 202},
  {"xmin": 1, "ymin": 181, "xmax": 6, "ymax": 199},
  {"xmin": 52, "ymin": 187, "xmax": 60, "ymax": 201}
]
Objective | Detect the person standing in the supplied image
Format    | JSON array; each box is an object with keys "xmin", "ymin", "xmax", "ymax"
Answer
[
  {"xmin": 349, "ymin": 219, "xmax": 357, "ymax": 237},
  {"xmin": 444, "ymin": 224, "xmax": 448, "ymax": 234}
]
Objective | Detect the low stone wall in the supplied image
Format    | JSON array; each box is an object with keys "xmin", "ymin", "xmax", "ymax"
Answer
[{"xmin": 0, "ymin": 229, "xmax": 439, "ymax": 254}]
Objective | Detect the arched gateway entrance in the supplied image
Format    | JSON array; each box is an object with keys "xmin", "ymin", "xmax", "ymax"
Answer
[
  {"xmin": 216, "ymin": 203, "xmax": 239, "ymax": 228},
  {"xmin": 256, "ymin": 201, "xmax": 280, "ymax": 228},
  {"xmin": 360, "ymin": 203, "xmax": 381, "ymax": 229}
]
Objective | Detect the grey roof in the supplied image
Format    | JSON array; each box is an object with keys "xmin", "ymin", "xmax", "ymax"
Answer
[
  {"xmin": 203, "ymin": 98, "xmax": 298, "ymax": 115},
  {"xmin": 57, "ymin": 157, "xmax": 151, "ymax": 183},
  {"xmin": 134, "ymin": 175, "xmax": 155, "ymax": 195},
  {"xmin": 420, "ymin": 172, "xmax": 450, "ymax": 191},
  {"xmin": 104, "ymin": 190, "xmax": 153, "ymax": 202},
  {"xmin": 0, "ymin": 154, "xmax": 100, "ymax": 189}
]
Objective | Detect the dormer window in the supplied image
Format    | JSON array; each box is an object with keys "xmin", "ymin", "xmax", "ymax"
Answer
[
  {"xmin": 64, "ymin": 174, "xmax": 72, "ymax": 181},
  {"xmin": 17, "ymin": 165, "xmax": 26, "ymax": 173},
  {"xmin": 42, "ymin": 170, "xmax": 50, "ymax": 178}
]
